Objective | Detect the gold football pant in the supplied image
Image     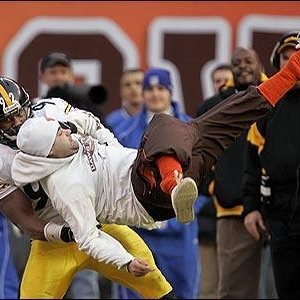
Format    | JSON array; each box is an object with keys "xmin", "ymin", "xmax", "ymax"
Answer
[{"xmin": 20, "ymin": 224, "xmax": 172, "ymax": 299}]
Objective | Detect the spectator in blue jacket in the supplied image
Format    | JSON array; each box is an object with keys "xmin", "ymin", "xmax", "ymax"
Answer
[{"xmin": 112, "ymin": 67, "xmax": 202, "ymax": 299}]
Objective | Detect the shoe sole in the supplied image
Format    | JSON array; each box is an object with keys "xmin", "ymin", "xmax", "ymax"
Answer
[{"xmin": 171, "ymin": 177, "xmax": 198, "ymax": 223}]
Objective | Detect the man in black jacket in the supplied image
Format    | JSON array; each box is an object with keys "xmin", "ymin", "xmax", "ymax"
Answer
[
  {"xmin": 243, "ymin": 31, "xmax": 300, "ymax": 299},
  {"xmin": 197, "ymin": 47, "xmax": 271, "ymax": 299},
  {"xmin": 196, "ymin": 62, "xmax": 232, "ymax": 299}
]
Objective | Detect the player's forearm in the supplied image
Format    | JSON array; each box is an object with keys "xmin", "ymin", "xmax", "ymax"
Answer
[
  {"xmin": 0, "ymin": 188, "xmax": 47, "ymax": 240},
  {"xmin": 0, "ymin": 188, "xmax": 74, "ymax": 242},
  {"xmin": 77, "ymin": 228, "xmax": 134, "ymax": 269},
  {"xmin": 258, "ymin": 49, "xmax": 300, "ymax": 105}
]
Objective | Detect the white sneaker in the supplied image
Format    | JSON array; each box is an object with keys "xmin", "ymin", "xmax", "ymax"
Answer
[{"xmin": 171, "ymin": 177, "xmax": 198, "ymax": 223}]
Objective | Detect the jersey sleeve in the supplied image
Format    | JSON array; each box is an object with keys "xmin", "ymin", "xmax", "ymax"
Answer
[
  {"xmin": 46, "ymin": 179, "xmax": 134, "ymax": 269},
  {"xmin": 0, "ymin": 145, "xmax": 17, "ymax": 200},
  {"xmin": 33, "ymin": 97, "xmax": 74, "ymax": 120},
  {"xmin": 0, "ymin": 157, "xmax": 15, "ymax": 185},
  {"xmin": 66, "ymin": 109, "xmax": 124, "ymax": 148}
]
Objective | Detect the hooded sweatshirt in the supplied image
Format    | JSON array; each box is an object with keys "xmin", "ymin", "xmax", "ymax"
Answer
[{"xmin": 12, "ymin": 134, "xmax": 160, "ymax": 269}]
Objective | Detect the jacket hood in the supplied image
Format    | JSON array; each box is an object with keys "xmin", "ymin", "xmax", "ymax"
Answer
[{"xmin": 12, "ymin": 150, "xmax": 74, "ymax": 187}]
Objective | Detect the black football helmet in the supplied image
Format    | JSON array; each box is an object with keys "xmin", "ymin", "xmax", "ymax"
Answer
[
  {"xmin": 0, "ymin": 77, "xmax": 32, "ymax": 146},
  {"xmin": 270, "ymin": 31, "xmax": 300, "ymax": 70}
]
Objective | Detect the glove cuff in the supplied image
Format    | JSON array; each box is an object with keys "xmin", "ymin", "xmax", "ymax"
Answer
[
  {"xmin": 258, "ymin": 68, "xmax": 296, "ymax": 106},
  {"xmin": 43, "ymin": 221, "xmax": 64, "ymax": 242}
]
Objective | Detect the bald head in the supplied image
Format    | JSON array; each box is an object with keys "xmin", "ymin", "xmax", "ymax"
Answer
[{"xmin": 231, "ymin": 47, "xmax": 264, "ymax": 90}]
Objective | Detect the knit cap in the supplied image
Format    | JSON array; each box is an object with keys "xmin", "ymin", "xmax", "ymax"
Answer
[{"xmin": 142, "ymin": 68, "xmax": 172, "ymax": 92}]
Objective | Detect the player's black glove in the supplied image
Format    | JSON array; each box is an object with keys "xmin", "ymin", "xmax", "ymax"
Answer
[{"xmin": 60, "ymin": 226, "xmax": 75, "ymax": 242}]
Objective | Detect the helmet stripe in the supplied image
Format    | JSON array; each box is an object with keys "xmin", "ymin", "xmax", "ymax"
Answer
[
  {"xmin": 64, "ymin": 103, "xmax": 72, "ymax": 113},
  {"xmin": 0, "ymin": 84, "xmax": 12, "ymax": 106}
]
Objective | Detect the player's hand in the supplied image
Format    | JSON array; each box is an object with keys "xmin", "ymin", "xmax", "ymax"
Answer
[{"xmin": 127, "ymin": 258, "xmax": 155, "ymax": 277}]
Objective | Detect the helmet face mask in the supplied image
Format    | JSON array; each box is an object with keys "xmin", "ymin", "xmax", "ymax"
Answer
[
  {"xmin": 0, "ymin": 77, "xmax": 31, "ymax": 144},
  {"xmin": 0, "ymin": 106, "xmax": 31, "ymax": 144}
]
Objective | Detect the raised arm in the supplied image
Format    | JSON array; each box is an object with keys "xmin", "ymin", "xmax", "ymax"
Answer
[
  {"xmin": 257, "ymin": 48, "xmax": 300, "ymax": 106},
  {"xmin": 194, "ymin": 50, "xmax": 300, "ymax": 171},
  {"xmin": 66, "ymin": 109, "xmax": 124, "ymax": 148}
]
